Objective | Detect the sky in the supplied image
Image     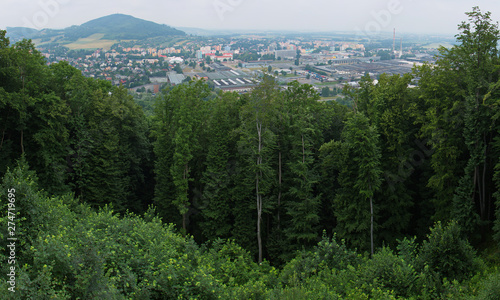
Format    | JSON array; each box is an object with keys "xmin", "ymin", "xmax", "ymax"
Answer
[{"xmin": 1, "ymin": 0, "xmax": 500, "ymax": 36}]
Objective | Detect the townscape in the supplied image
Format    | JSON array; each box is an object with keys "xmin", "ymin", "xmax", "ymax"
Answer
[{"xmin": 22, "ymin": 14, "xmax": 444, "ymax": 97}]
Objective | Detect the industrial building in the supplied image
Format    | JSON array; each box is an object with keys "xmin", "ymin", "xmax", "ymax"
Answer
[
  {"xmin": 167, "ymin": 72, "xmax": 186, "ymax": 86},
  {"xmin": 196, "ymin": 69, "xmax": 256, "ymax": 93},
  {"xmin": 275, "ymin": 50, "xmax": 297, "ymax": 60}
]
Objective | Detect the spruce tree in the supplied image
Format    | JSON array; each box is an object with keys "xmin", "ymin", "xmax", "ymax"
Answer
[{"xmin": 334, "ymin": 113, "xmax": 382, "ymax": 254}]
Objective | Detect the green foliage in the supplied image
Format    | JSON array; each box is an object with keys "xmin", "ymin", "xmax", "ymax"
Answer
[
  {"xmin": 414, "ymin": 59, "xmax": 466, "ymax": 222},
  {"xmin": 153, "ymin": 80, "xmax": 210, "ymax": 232},
  {"xmin": 0, "ymin": 162, "xmax": 275, "ymax": 298},
  {"xmin": 279, "ymin": 233, "xmax": 360, "ymax": 286},
  {"xmin": 66, "ymin": 84, "xmax": 151, "ymax": 212},
  {"xmin": 417, "ymin": 221, "xmax": 482, "ymax": 283},
  {"xmin": 475, "ymin": 271, "xmax": 500, "ymax": 300},
  {"xmin": 1, "ymin": 160, "xmax": 497, "ymax": 299},
  {"xmin": 267, "ymin": 275, "xmax": 343, "ymax": 299},
  {"xmin": 333, "ymin": 112, "xmax": 382, "ymax": 252},
  {"xmin": 352, "ymin": 72, "xmax": 418, "ymax": 245},
  {"xmin": 237, "ymin": 76, "xmax": 279, "ymax": 262},
  {"xmin": 321, "ymin": 87, "xmax": 330, "ymax": 97},
  {"xmin": 0, "ymin": 37, "xmax": 152, "ymax": 212},
  {"xmin": 396, "ymin": 236, "xmax": 418, "ymax": 266},
  {"xmin": 494, "ymin": 134, "xmax": 500, "ymax": 244},
  {"xmin": 0, "ymin": 38, "xmax": 72, "ymax": 195},
  {"xmin": 449, "ymin": 7, "xmax": 500, "ymax": 235},
  {"xmin": 412, "ymin": 7, "xmax": 500, "ymax": 235},
  {"xmin": 201, "ymin": 92, "xmax": 241, "ymax": 240},
  {"xmin": 0, "ymin": 158, "xmax": 40, "ymax": 266},
  {"xmin": 282, "ymin": 82, "xmax": 323, "ymax": 248},
  {"xmin": 360, "ymin": 247, "xmax": 417, "ymax": 298}
]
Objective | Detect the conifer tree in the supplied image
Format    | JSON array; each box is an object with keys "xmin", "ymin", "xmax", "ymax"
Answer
[
  {"xmin": 153, "ymin": 80, "xmax": 210, "ymax": 233},
  {"xmin": 334, "ymin": 113, "xmax": 382, "ymax": 254},
  {"xmin": 201, "ymin": 92, "xmax": 241, "ymax": 240},
  {"xmin": 447, "ymin": 7, "xmax": 500, "ymax": 232},
  {"xmin": 282, "ymin": 82, "xmax": 322, "ymax": 248}
]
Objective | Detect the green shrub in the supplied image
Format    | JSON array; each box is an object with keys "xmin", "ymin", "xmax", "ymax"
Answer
[
  {"xmin": 476, "ymin": 272, "xmax": 500, "ymax": 300},
  {"xmin": 397, "ymin": 236, "xmax": 418, "ymax": 266},
  {"xmin": 266, "ymin": 280, "xmax": 341, "ymax": 300},
  {"xmin": 360, "ymin": 247, "xmax": 417, "ymax": 298},
  {"xmin": 417, "ymin": 221, "xmax": 482, "ymax": 283},
  {"xmin": 201, "ymin": 239, "xmax": 261, "ymax": 286},
  {"xmin": 279, "ymin": 233, "xmax": 361, "ymax": 286}
]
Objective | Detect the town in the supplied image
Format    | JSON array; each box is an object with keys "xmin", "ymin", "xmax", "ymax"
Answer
[{"xmin": 36, "ymin": 31, "xmax": 442, "ymax": 100}]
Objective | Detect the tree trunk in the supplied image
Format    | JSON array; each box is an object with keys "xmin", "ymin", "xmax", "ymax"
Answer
[
  {"xmin": 277, "ymin": 148, "xmax": 281, "ymax": 230},
  {"xmin": 473, "ymin": 166, "xmax": 480, "ymax": 214},
  {"xmin": 302, "ymin": 134, "xmax": 305, "ymax": 164},
  {"xmin": 182, "ymin": 163, "xmax": 189, "ymax": 234},
  {"xmin": 370, "ymin": 194, "xmax": 374, "ymax": 258},
  {"xmin": 21, "ymin": 128, "xmax": 24, "ymax": 154},
  {"xmin": 0, "ymin": 128, "xmax": 5, "ymax": 151},
  {"xmin": 256, "ymin": 122, "xmax": 263, "ymax": 264},
  {"xmin": 482, "ymin": 135, "xmax": 488, "ymax": 220},
  {"xmin": 182, "ymin": 211, "xmax": 187, "ymax": 235}
]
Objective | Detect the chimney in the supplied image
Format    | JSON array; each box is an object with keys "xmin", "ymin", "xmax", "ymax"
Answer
[
  {"xmin": 393, "ymin": 28, "xmax": 396, "ymax": 55},
  {"xmin": 400, "ymin": 38, "xmax": 403, "ymax": 58}
]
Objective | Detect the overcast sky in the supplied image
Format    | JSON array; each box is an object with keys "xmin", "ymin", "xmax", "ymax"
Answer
[{"xmin": 1, "ymin": 0, "xmax": 500, "ymax": 36}]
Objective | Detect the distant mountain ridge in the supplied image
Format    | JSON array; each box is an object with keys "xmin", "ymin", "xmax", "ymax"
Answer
[{"xmin": 6, "ymin": 14, "xmax": 185, "ymax": 42}]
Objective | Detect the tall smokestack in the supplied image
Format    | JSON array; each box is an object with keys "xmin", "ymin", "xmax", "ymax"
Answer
[
  {"xmin": 400, "ymin": 38, "xmax": 403, "ymax": 58},
  {"xmin": 393, "ymin": 28, "xmax": 396, "ymax": 55}
]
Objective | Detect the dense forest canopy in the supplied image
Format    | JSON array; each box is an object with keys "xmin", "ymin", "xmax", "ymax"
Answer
[{"xmin": 1, "ymin": 6, "xmax": 500, "ymax": 299}]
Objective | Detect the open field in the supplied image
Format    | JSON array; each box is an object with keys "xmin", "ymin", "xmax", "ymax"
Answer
[
  {"xmin": 318, "ymin": 96, "xmax": 342, "ymax": 102},
  {"xmin": 315, "ymin": 81, "xmax": 341, "ymax": 86},
  {"xmin": 32, "ymin": 35, "xmax": 64, "ymax": 46},
  {"xmin": 65, "ymin": 33, "xmax": 119, "ymax": 50}
]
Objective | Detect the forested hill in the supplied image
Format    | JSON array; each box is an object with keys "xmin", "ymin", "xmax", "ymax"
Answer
[
  {"xmin": 1, "ymin": 7, "xmax": 500, "ymax": 299},
  {"xmin": 6, "ymin": 13, "xmax": 185, "ymax": 42},
  {"xmin": 65, "ymin": 14, "xmax": 186, "ymax": 40}
]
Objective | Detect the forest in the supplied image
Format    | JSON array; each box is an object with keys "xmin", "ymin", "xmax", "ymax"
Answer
[{"xmin": 1, "ymin": 7, "xmax": 500, "ymax": 299}]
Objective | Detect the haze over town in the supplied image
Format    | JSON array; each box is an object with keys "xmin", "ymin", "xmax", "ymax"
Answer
[{"xmin": 2, "ymin": 0, "xmax": 500, "ymax": 35}]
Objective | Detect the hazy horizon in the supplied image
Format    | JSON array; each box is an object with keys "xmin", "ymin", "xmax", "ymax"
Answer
[{"xmin": 1, "ymin": 0, "xmax": 499, "ymax": 36}]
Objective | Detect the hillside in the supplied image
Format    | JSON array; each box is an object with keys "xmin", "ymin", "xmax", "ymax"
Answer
[
  {"xmin": 5, "ymin": 27, "xmax": 40, "ymax": 40},
  {"xmin": 5, "ymin": 14, "xmax": 185, "ymax": 42},
  {"xmin": 64, "ymin": 14, "xmax": 185, "ymax": 40}
]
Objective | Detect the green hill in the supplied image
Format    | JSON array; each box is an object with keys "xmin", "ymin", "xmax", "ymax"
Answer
[
  {"xmin": 64, "ymin": 14, "xmax": 185, "ymax": 40},
  {"xmin": 5, "ymin": 14, "xmax": 185, "ymax": 42},
  {"xmin": 5, "ymin": 27, "xmax": 40, "ymax": 40}
]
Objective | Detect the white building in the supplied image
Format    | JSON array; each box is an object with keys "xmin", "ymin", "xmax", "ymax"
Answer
[{"xmin": 167, "ymin": 57, "xmax": 184, "ymax": 64}]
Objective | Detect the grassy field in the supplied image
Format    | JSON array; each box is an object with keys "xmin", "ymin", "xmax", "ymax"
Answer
[
  {"xmin": 315, "ymin": 81, "xmax": 341, "ymax": 86},
  {"xmin": 65, "ymin": 33, "xmax": 119, "ymax": 50},
  {"xmin": 318, "ymin": 96, "xmax": 342, "ymax": 102},
  {"xmin": 32, "ymin": 35, "xmax": 64, "ymax": 46}
]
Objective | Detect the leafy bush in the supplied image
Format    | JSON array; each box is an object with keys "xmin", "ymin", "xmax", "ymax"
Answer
[
  {"xmin": 360, "ymin": 247, "xmax": 417, "ymax": 298},
  {"xmin": 397, "ymin": 236, "xmax": 418, "ymax": 266},
  {"xmin": 416, "ymin": 221, "xmax": 482, "ymax": 283},
  {"xmin": 475, "ymin": 271, "xmax": 500, "ymax": 300},
  {"xmin": 266, "ymin": 278, "xmax": 341, "ymax": 300},
  {"xmin": 279, "ymin": 233, "xmax": 361, "ymax": 286},
  {"xmin": 201, "ymin": 239, "xmax": 262, "ymax": 286}
]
